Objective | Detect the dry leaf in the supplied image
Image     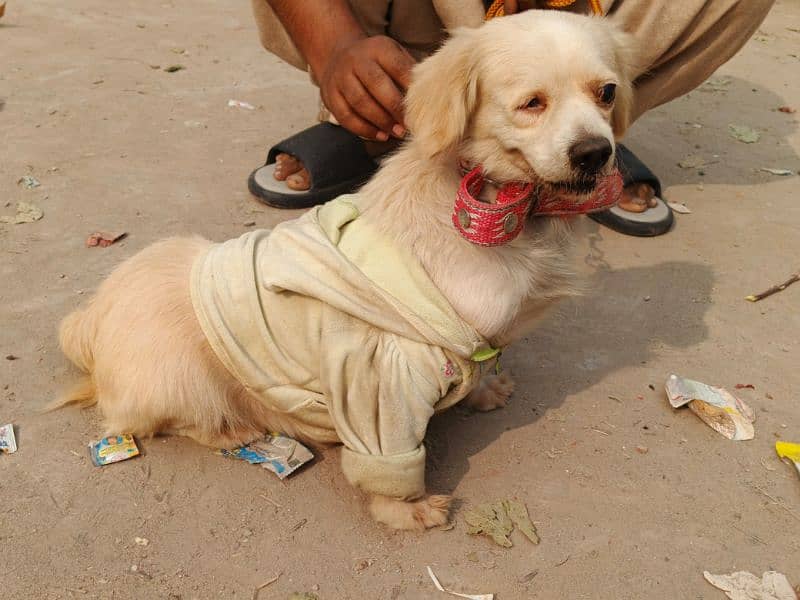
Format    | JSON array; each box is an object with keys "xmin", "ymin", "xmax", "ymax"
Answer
[
  {"xmin": 777, "ymin": 106, "xmax": 796, "ymax": 114},
  {"xmin": 163, "ymin": 64, "xmax": 184, "ymax": 73},
  {"xmin": 503, "ymin": 499, "xmax": 539, "ymax": 544},
  {"xmin": 678, "ymin": 155, "xmax": 707, "ymax": 169},
  {"xmin": 86, "ymin": 232, "xmax": 127, "ymax": 247},
  {"xmin": 728, "ymin": 124, "xmax": 760, "ymax": 144},
  {"xmin": 1, "ymin": 201, "xmax": 44, "ymax": 224},
  {"xmin": 464, "ymin": 503, "xmax": 513, "ymax": 547}
]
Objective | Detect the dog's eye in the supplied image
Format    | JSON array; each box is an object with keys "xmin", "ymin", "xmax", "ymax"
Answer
[
  {"xmin": 521, "ymin": 95, "xmax": 546, "ymax": 111},
  {"xmin": 598, "ymin": 83, "xmax": 616, "ymax": 105}
]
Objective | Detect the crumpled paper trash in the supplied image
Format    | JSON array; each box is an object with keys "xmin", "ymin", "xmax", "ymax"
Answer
[
  {"xmin": 703, "ymin": 570, "xmax": 796, "ymax": 600},
  {"xmin": 665, "ymin": 374, "xmax": 755, "ymax": 440}
]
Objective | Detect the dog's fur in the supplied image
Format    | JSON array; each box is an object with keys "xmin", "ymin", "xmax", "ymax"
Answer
[{"xmin": 55, "ymin": 12, "xmax": 636, "ymax": 529}]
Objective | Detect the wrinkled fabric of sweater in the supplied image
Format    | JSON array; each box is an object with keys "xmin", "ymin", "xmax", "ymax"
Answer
[{"xmin": 190, "ymin": 195, "xmax": 495, "ymax": 499}]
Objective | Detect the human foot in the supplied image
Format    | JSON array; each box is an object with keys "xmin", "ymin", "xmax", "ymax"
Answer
[
  {"xmin": 273, "ymin": 153, "xmax": 311, "ymax": 191},
  {"xmin": 618, "ymin": 181, "xmax": 658, "ymax": 213}
]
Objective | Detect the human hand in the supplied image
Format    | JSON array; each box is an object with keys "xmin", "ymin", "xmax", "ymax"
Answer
[{"xmin": 317, "ymin": 36, "xmax": 416, "ymax": 141}]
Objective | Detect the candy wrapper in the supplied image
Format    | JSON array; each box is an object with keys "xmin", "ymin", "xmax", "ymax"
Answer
[
  {"xmin": 89, "ymin": 434, "xmax": 140, "ymax": 466},
  {"xmin": 775, "ymin": 441, "xmax": 800, "ymax": 479},
  {"xmin": 218, "ymin": 433, "xmax": 313, "ymax": 479},
  {"xmin": 665, "ymin": 374, "xmax": 755, "ymax": 440},
  {"xmin": 0, "ymin": 423, "xmax": 17, "ymax": 454}
]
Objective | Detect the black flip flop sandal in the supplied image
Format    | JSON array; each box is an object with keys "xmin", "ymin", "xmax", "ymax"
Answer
[
  {"xmin": 248, "ymin": 123, "xmax": 378, "ymax": 209},
  {"xmin": 589, "ymin": 144, "xmax": 674, "ymax": 237}
]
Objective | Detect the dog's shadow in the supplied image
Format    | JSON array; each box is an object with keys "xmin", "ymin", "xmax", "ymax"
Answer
[{"xmin": 425, "ymin": 259, "xmax": 714, "ymax": 493}]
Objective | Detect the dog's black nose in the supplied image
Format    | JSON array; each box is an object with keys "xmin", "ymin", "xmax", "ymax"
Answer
[{"xmin": 569, "ymin": 137, "xmax": 613, "ymax": 175}]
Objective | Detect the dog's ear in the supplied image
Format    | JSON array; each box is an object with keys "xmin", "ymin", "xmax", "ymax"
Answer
[
  {"xmin": 606, "ymin": 25, "xmax": 641, "ymax": 139},
  {"xmin": 404, "ymin": 28, "xmax": 480, "ymax": 158}
]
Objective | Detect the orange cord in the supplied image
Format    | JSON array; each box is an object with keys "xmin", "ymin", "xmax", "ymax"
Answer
[{"xmin": 485, "ymin": 0, "xmax": 602, "ymax": 20}]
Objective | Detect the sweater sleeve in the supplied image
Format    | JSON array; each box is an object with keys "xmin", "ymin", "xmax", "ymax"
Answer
[{"xmin": 320, "ymin": 327, "xmax": 462, "ymax": 500}]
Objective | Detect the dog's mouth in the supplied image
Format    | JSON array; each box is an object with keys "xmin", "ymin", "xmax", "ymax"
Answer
[{"xmin": 545, "ymin": 176, "xmax": 600, "ymax": 197}]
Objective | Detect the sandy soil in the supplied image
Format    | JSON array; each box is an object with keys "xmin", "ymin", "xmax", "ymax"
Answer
[{"xmin": 2, "ymin": 1, "xmax": 799, "ymax": 598}]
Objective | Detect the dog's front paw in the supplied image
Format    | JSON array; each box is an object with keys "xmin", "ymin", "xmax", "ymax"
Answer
[
  {"xmin": 465, "ymin": 372, "xmax": 515, "ymax": 412},
  {"xmin": 369, "ymin": 494, "xmax": 452, "ymax": 530}
]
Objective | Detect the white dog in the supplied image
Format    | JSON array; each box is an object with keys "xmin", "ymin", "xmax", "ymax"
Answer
[{"xmin": 55, "ymin": 11, "xmax": 636, "ymax": 530}]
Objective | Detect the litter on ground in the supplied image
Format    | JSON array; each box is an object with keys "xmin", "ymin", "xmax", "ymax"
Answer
[
  {"xmin": 217, "ymin": 433, "xmax": 313, "ymax": 479},
  {"xmin": 703, "ymin": 570, "xmax": 796, "ymax": 600},
  {"xmin": 18, "ymin": 175, "xmax": 41, "ymax": 189},
  {"xmin": 775, "ymin": 441, "xmax": 800, "ymax": 479},
  {"xmin": 427, "ymin": 566, "xmax": 494, "ymax": 600},
  {"xmin": 1, "ymin": 201, "xmax": 44, "ymax": 224},
  {"xmin": 86, "ymin": 231, "xmax": 127, "ymax": 247},
  {"xmin": 88, "ymin": 434, "xmax": 140, "ymax": 466},
  {"xmin": 728, "ymin": 124, "xmax": 760, "ymax": 143},
  {"xmin": 228, "ymin": 99, "xmax": 256, "ymax": 110},
  {"xmin": 760, "ymin": 168, "xmax": 794, "ymax": 176},
  {"xmin": 665, "ymin": 374, "xmax": 755, "ymax": 440},
  {"xmin": 746, "ymin": 271, "xmax": 800, "ymax": 302},
  {"xmin": 667, "ymin": 201, "xmax": 692, "ymax": 214},
  {"xmin": 464, "ymin": 499, "xmax": 539, "ymax": 547},
  {"xmin": 0, "ymin": 424, "xmax": 17, "ymax": 454}
]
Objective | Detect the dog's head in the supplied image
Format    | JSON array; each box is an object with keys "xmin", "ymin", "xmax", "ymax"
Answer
[{"xmin": 405, "ymin": 11, "xmax": 639, "ymax": 194}]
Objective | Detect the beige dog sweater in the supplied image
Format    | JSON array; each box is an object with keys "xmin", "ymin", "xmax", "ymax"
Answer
[{"xmin": 190, "ymin": 196, "xmax": 496, "ymax": 499}]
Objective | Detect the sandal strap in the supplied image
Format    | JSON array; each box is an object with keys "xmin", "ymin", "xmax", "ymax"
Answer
[{"xmin": 267, "ymin": 123, "xmax": 377, "ymax": 191}]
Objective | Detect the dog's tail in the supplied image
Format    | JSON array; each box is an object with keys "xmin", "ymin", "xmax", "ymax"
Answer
[
  {"xmin": 45, "ymin": 308, "xmax": 98, "ymax": 411},
  {"xmin": 44, "ymin": 376, "xmax": 97, "ymax": 411}
]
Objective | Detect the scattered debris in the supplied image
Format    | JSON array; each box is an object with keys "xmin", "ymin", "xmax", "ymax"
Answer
[
  {"xmin": 290, "ymin": 518, "xmax": 307, "ymax": 532},
  {"xmin": 635, "ymin": 446, "xmax": 649, "ymax": 454},
  {"xmin": 777, "ymin": 106, "xmax": 796, "ymax": 114},
  {"xmin": 18, "ymin": 175, "xmax": 41, "ymax": 189},
  {"xmin": 702, "ymin": 76, "xmax": 732, "ymax": 92},
  {"xmin": 464, "ymin": 502, "xmax": 512, "ymax": 547},
  {"xmin": 217, "ymin": 433, "xmax": 313, "ymax": 479},
  {"xmin": 86, "ymin": 231, "xmax": 127, "ymax": 248},
  {"xmin": 171, "ymin": 47, "xmax": 185, "ymax": 54},
  {"xmin": 163, "ymin": 64, "xmax": 185, "ymax": 73},
  {"xmin": 775, "ymin": 441, "xmax": 800, "ymax": 479},
  {"xmin": 228, "ymin": 99, "xmax": 256, "ymax": 110},
  {"xmin": 735, "ymin": 384, "xmax": 756, "ymax": 390},
  {"xmin": 703, "ymin": 570, "xmax": 796, "ymax": 600},
  {"xmin": 518, "ymin": 570, "xmax": 539, "ymax": 584},
  {"xmin": 88, "ymin": 434, "xmax": 141, "ymax": 466},
  {"xmin": 678, "ymin": 155, "xmax": 708, "ymax": 169},
  {"xmin": 426, "ymin": 566, "xmax": 493, "ymax": 600},
  {"xmin": 1, "ymin": 201, "xmax": 44, "ymax": 224},
  {"xmin": 749, "ymin": 484, "xmax": 800, "ymax": 522},
  {"xmin": 251, "ymin": 574, "xmax": 281, "ymax": 600},
  {"xmin": 134, "ymin": 537, "xmax": 149, "ymax": 546},
  {"xmin": 608, "ymin": 395, "xmax": 622, "ymax": 403},
  {"xmin": 243, "ymin": 220, "xmax": 256, "ymax": 227},
  {"xmin": 5, "ymin": 354, "xmax": 19, "ymax": 360},
  {"xmin": 728, "ymin": 124, "xmax": 760, "ymax": 144},
  {"xmin": 0, "ymin": 424, "xmax": 17, "ymax": 454},
  {"xmin": 667, "ymin": 201, "xmax": 692, "ymax": 214},
  {"xmin": 746, "ymin": 271, "xmax": 799, "ymax": 302},
  {"xmin": 665, "ymin": 374, "xmax": 755, "ymax": 441},
  {"xmin": 354, "ymin": 558, "xmax": 374, "ymax": 572},
  {"xmin": 760, "ymin": 168, "xmax": 794, "ymax": 176},
  {"xmin": 287, "ymin": 593, "xmax": 318, "ymax": 600},
  {"xmin": 464, "ymin": 499, "xmax": 539, "ymax": 547}
]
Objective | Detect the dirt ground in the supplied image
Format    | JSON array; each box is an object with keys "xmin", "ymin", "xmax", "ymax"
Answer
[{"xmin": 2, "ymin": 1, "xmax": 799, "ymax": 598}]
